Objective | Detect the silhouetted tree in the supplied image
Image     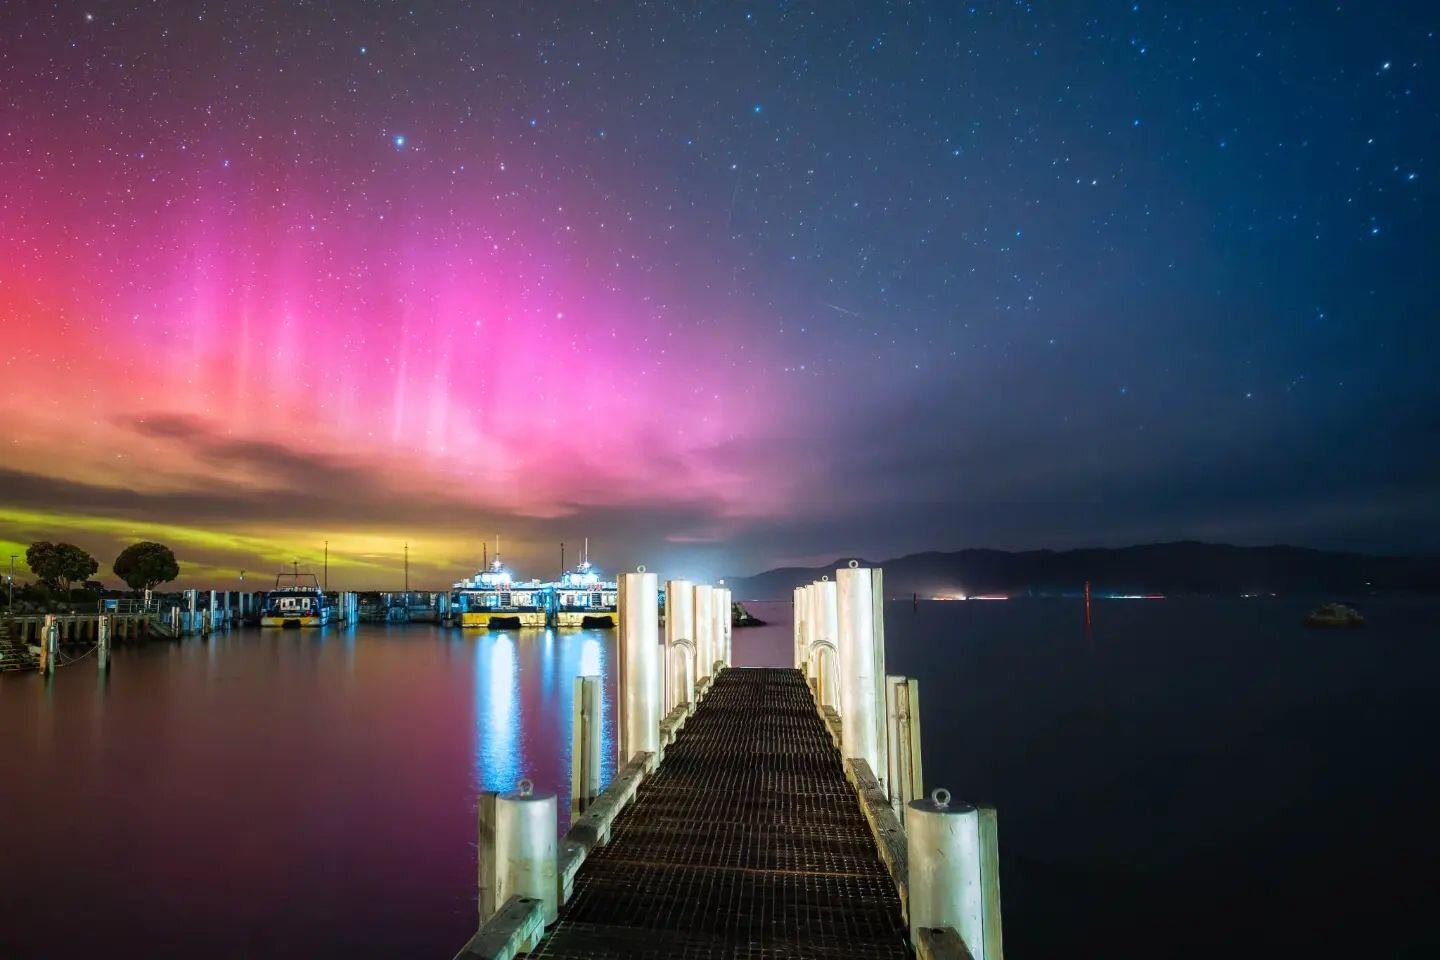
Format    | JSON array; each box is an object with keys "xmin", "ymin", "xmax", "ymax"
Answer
[
  {"xmin": 25, "ymin": 541, "xmax": 99, "ymax": 596},
  {"xmin": 112, "ymin": 541, "xmax": 180, "ymax": 592}
]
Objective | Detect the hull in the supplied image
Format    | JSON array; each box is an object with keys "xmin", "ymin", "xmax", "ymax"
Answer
[
  {"xmin": 554, "ymin": 610, "xmax": 617, "ymax": 628},
  {"xmin": 261, "ymin": 612, "xmax": 329, "ymax": 628},
  {"xmin": 461, "ymin": 610, "xmax": 547, "ymax": 629}
]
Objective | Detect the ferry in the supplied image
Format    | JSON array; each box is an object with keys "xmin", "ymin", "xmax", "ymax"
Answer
[
  {"xmin": 452, "ymin": 550, "xmax": 547, "ymax": 629},
  {"xmin": 551, "ymin": 555, "xmax": 618, "ymax": 628},
  {"xmin": 260, "ymin": 567, "xmax": 335, "ymax": 628}
]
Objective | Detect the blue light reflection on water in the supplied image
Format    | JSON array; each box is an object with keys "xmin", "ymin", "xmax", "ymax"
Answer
[
  {"xmin": 474, "ymin": 632, "xmax": 520, "ymax": 792},
  {"xmin": 469, "ymin": 627, "xmax": 618, "ymax": 814}
]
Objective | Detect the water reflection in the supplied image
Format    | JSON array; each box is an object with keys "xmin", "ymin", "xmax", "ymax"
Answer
[
  {"xmin": 475, "ymin": 632, "xmax": 520, "ymax": 791},
  {"xmin": 466, "ymin": 627, "xmax": 618, "ymax": 803}
]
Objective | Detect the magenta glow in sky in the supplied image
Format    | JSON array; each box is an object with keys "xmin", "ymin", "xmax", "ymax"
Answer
[{"xmin": 3, "ymin": 2, "xmax": 1438, "ymax": 587}]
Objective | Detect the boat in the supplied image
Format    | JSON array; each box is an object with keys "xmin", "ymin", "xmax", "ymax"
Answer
[
  {"xmin": 259, "ymin": 566, "xmax": 335, "ymax": 628},
  {"xmin": 551, "ymin": 550, "xmax": 618, "ymax": 628},
  {"xmin": 1305, "ymin": 602, "xmax": 1364, "ymax": 628},
  {"xmin": 452, "ymin": 542, "xmax": 547, "ymax": 629}
]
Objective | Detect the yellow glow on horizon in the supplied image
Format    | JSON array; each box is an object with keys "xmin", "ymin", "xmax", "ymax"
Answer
[{"xmin": 0, "ymin": 507, "xmax": 497, "ymax": 588}]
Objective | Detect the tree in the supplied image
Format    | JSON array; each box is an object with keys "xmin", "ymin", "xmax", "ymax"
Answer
[
  {"xmin": 25, "ymin": 541, "xmax": 99, "ymax": 596},
  {"xmin": 112, "ymin": 541, "xmax": 180, "ymax": 592}
]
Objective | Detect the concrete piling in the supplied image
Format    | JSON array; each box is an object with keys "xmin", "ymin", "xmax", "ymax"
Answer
[
  {"xmin": 714, "ymin": 586, "xmax": 732, "ymax": 669},
  {"xmin": 906, "ymin": 789, "xmax": 1003, "ymax": 960},
  {"xmin": 618, "ymin": 568, "xmax": 661, "ymax": 764},
  {"xmin": 693, "ymin": 584, "xmax": 715, "ymax": 686},
  {"xmin": 571, "ymin": 675, "xmax": 603, "ymax": 816},
  {"xmin": 664, "ymin": 579, "xmax": 696, "ymax": 711},
  {"xmin": 837, "ymin": 563, "xmax": 887, "ymax": 795},
  {"xmin": 809, "ymin": 579, "xmax": 840, "ymax": 709},
  {"xmin": 793, "ymin": 586, "xmax": 807, "ymax": 672},
  {"xmin": 495, "ymin": 780, "xmax": 559, "ymax": 925}
]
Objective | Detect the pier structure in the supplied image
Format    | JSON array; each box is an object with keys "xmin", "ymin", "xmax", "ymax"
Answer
[
  {"xmin": 456, "ymin": 563, "xmax": 1003, "ymax": 960},
  {"xmin": 0, "ymin": 588, "xmax": 364, "ymax": 674}
]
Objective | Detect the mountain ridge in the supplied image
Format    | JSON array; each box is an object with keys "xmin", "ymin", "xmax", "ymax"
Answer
[{"xmin": 725, "ymin": 540, "xmax": 1440, "ymax": 599}]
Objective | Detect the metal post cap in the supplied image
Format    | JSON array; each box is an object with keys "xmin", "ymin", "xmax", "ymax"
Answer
[{"xmin": 907, "ymin": 788, "xmax": 976, "ymax": 814}]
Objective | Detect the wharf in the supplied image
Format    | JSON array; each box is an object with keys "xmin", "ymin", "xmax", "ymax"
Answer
[
  {"xmin": 459, "ymin": 567, "xmax": 997, "ymax": 960},
  {"xmin": 533, "ymin": 667, "xmax": 908, "ymax": 959}
]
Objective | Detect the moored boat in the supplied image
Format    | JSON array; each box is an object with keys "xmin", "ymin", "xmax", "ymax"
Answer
[
  {"xmin": 1305, "ymin": 602, "xmax": 1364, "ymax": 628},
  {"xmin": 452, "ymin": 551, "xmax": 547, "ymax": 629},
  {"xmin": 260, "ymin": 567, "xmax": 335, "ymax": 628},
  {"xmin": 551, "ymin": 555, "xmax": 618, "ymax": 628}
]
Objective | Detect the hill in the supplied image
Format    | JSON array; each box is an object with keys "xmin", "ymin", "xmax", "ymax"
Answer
[{"xmin": 725, "ymin": 541, "xmax": 1440, "ymax": 599}]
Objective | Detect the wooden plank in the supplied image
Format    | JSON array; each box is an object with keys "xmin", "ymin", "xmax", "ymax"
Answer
[
  {"xmin": 845, "ymin": 757, "xmax": 910, "ymax": 918},
  {"xmin": 476, "ymin": 793, "xmax": 498, "ymax": 922},
  {"xmin": 978, "ymin": 806, "xmax": 1004, "ymax": 960},
  {"xmin": 915, "ymin": 926, "xmax": 977, "ymax": 960},
  {"xmin": 565, "ymin": 751, "xmax": 653, "ymax": 852},
  {"xmin": 452, "ymin": 895, "xmax": 545, "ymax": 960}
]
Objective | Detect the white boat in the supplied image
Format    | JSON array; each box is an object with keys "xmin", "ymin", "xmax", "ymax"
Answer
[
  {"xmin": 452, "ymin": 541, "xmax": 546, "ymax": 628},
  {"xmin": 260, "ymin": 567, "xmax": 335, "ymax": 628}
]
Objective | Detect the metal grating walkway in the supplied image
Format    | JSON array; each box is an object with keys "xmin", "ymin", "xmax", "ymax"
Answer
[{"xmin": 530, "ymin": 667, "xmax": 909, "ymax": 959}]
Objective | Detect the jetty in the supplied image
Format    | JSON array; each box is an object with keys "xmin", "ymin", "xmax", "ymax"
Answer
[{"xmin": 455, "ymin": 565, "xmax": 1002, "ymax": 960}]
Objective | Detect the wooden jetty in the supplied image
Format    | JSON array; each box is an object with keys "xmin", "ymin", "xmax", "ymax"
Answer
[
  {"xmin": 536, "ymin": 666, "xmax": 908, "ymax": 958},
  {"xmin": 457, "ymin": 567, "xmax": 1002, "ymax": 960}
]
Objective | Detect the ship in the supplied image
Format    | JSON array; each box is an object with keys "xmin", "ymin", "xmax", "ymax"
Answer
[
  {"xmin": 550, "ymin": 544, "xmax": 618, "ymax": 628},
  {"xmin": 452, "ymin": 540, "xmax": 547, "ymax": 628},
  {"xmin": 260, "ymin": 566, "xmax": 335, "ymax": 628}
]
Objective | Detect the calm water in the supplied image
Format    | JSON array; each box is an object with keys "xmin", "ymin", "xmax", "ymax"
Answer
[{"xmin": 3, "ymin": 598, "xmax": 1438, "ymax": 957}]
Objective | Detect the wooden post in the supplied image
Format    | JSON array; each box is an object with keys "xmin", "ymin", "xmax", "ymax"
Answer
[
  {"xmin": 97, "ymin": 615, "xmax": 111, "ymax": 673},
  {"xmin": 886, "ymin": 675, "xmax": 924, "ymax": 823},
  {"xmin": 571, "ymin": 675, "xmax": 602, "ymax": 816},
  {"xmin": 41, "ymin": 614, "xmax": 57, "ymax": 676},
  {"xmin": 477, "ymin": 792, "xmax": 498, "ymax": 923}
]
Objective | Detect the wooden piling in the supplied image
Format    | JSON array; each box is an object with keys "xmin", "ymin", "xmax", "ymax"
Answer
[{"xmin": 571, "ymin": 675, "xmax": 602, "ymax": 816}]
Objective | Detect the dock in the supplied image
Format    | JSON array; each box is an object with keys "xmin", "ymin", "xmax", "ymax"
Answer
[
  {"xmin": 456, "ymin": 567, "xmax": 1002, "ymax": 960},
  {"xmin": 536, "ymin": 667, "xmax": 907, "ymax": 958}
]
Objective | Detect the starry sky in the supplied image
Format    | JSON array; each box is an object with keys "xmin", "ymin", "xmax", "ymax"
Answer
[{"xmin": 1, "ymin": 1, "xmax": 1436, "ymax": 588}]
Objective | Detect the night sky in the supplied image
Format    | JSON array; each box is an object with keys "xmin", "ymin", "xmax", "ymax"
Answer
[{"xmin": 2, "ymin": 2, "xmax": 1436, "ymax": 587}]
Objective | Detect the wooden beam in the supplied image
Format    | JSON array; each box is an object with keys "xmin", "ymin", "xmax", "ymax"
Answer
[
  {"xmin": 452, "ymin": 895, "xmax": 545, "ymax": 960},
  {"xmin": 916, "ymin": 926, "xmax": 977, "ymax": 960}
]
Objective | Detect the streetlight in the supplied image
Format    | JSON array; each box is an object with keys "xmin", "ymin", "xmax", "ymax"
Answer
[{"xmin": 7, "ymin": 555, "xmax": 15, "ymax": 617}]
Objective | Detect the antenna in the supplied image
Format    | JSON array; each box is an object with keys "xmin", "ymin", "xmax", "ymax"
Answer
[
  {"xmin": 584, "ymin": 537, "xmax": 589, "ymax": 565},
  {"xmin": 560, "ymin": 541, "xmax": 566, "ymax": 578}
]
